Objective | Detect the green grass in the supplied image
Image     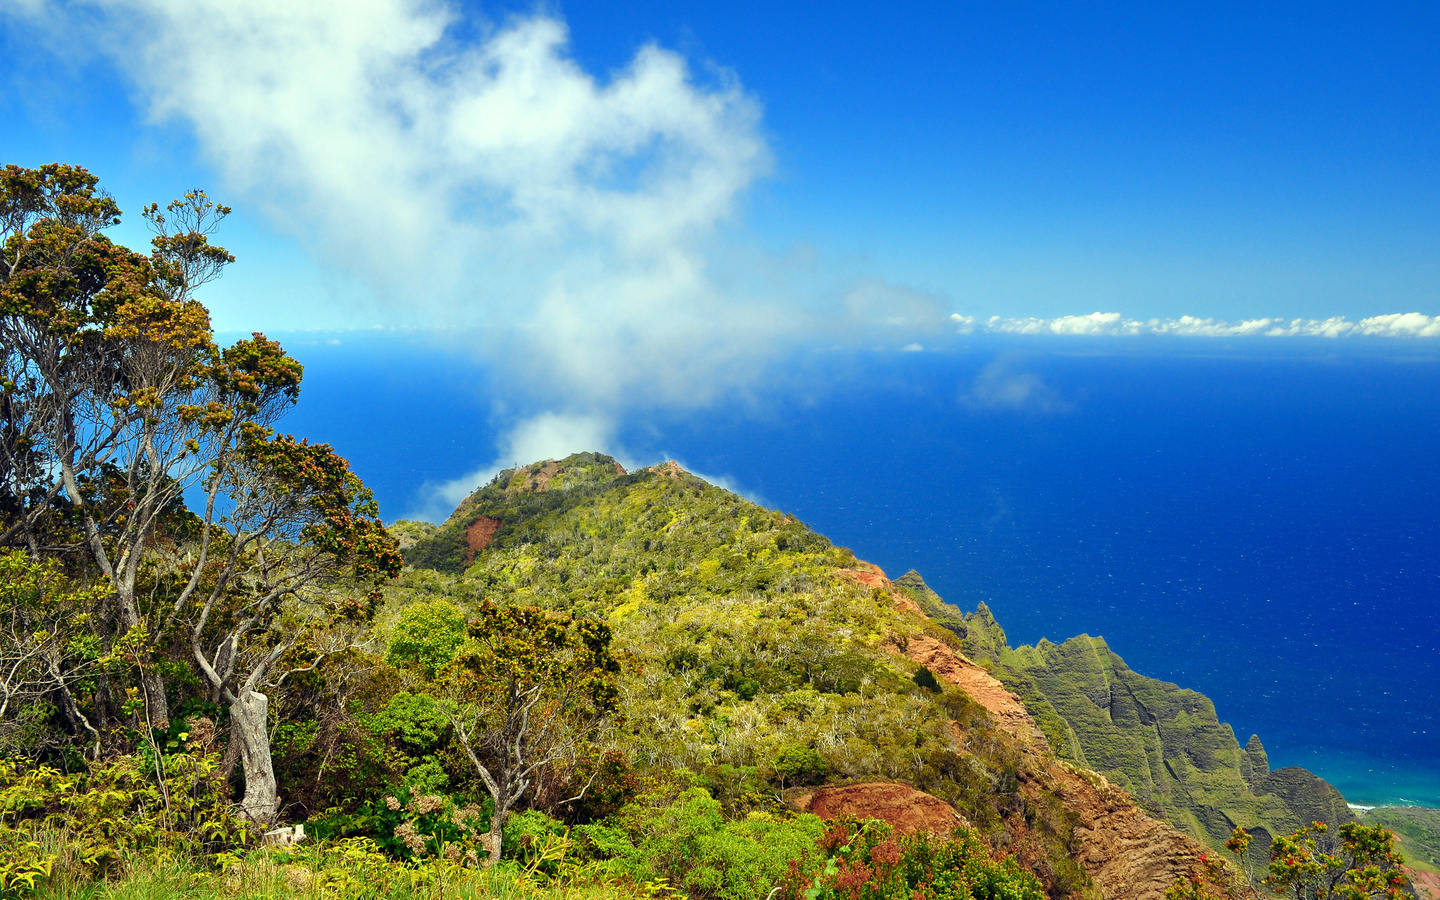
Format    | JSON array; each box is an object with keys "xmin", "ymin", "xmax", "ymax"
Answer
[
  {"xmin": 1363, "ymin": 806, "xmax": 1440, "ymax": 873},
  {"xmin": 29, "ymin": 845, "xmax": 642, "ymax": 900}
]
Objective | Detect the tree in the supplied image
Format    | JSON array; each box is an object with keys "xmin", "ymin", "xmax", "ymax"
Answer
[
  {"xmin": 1, "ymin": 164, "xmax": 401, "ymax": 822},
  {"xmin": 0, "ymin": 551, "xmax": 110, "ymax": 754},
  {"xmin": 0, "ymin": 164, "xmax": 285, "ymax": 726},
  {"xmin": 386, "ymin": 599, "xmax": 468, "ymax": 679},
  {"xmin": 1232, "ymin": 821, "xmax": 1414, "ymax": 900},
  {"xmin": 0, "ymin": 163, "xmax": 126, "ymax": 557},
  {"xmin": 176, "ymin": 431, "xmax": 402, "ymax": 823},
  {"xmin": 445, "ymin": 601, "xmax": 621, "ymax": 864}
]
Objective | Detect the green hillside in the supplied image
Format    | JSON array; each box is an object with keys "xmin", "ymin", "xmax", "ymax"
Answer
[
  {"xmin": 396, "ymin": 455, "xmax": 1087, "ymax": 883},
  {"xmin": 1364, "ymin": 806, "xmax": 1440, "ymax": 873},
  {"xmin": 0, "ymin": 162, "xmax": 1361, "ymax": 900}
]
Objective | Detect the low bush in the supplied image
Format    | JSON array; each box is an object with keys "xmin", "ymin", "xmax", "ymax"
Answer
[
  {"xmin": 0, "ymin": 752, "xmax": 247, "ymax": 893},
  {"xmin": 308, "ymin": 787, "xmax": 490, "ymax": 864},
  {"xmin": 621, "ymin": 788, "xmax": 827, "ymax": 900},
  {"xmin": 781, "ymin": 818, "xmax": 1045, "ymax": 900}
]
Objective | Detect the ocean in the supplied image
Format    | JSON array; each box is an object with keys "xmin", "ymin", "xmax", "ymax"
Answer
[{"xmin": 274, "ymin": 332, "xmax": 1440, "ymax": 808}]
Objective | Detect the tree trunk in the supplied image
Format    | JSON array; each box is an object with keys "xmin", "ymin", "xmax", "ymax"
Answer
[
  {"xmin": 487, "ymin": 798, "xmax": 508, "ymax": 866},
  {"xmin": 114, "ymin": 580, "xmax": 171, "ymax": 727},
  {"xmin": 140, "ymin": 666, "xmax": 170, "ymax": 728},
  {"xmin": 229, "ymin": 689, "xmax": 280, "ymax": 825}
]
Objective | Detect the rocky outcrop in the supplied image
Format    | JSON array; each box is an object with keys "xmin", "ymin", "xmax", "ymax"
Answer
[
  {"xmin": 1253, "ymin": 767, "xmax": 1355, "ymax": 830},
  {"xmin": 1241, "ymin": 734, "xmax": 1269, "ymax": 786},
  {"xmin": 900, "ymin": 633, "xmax": 1049, "ymax": 749},
  {"xmin": 791, "ymin": 783, "xmax": 969, "ymax": 835},
  {"xmin": 648, "ymin": 460, "xmax": 686, "ymax": 479},
  {"xmin": 517, "ymin": 460, "xmax": 561, "ymax": 492},
  {"xmin": 1041, "ymin": 763, "xmax": 1228, "ymax": 900},
  {"xmin": 893, "ymin": 566, "xmax": 1356, "ymax": 867}
]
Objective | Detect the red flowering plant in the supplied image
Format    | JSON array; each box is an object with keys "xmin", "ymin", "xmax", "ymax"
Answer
[
  {"xmin": 1163, "ymin": 850, "xmax": 1247, "ymax": 900},
  {"xmin": 1262, "ymin": 821, "xmax": 1414, "ymax": 900},
  {"xmin": 782, "ymin": 817, "xmax": 1044, "ymax": 900}
]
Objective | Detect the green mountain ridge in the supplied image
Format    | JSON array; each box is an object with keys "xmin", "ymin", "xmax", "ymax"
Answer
[
  {"xmin": 395, "ymin": 454, "xmax": 1167, "ymax": 896},
  {"xmin": 890, "ymin": 570, "xmax": 1356, "ymax": 865},
  {"xmin": 389, "ymin": 452, "xmax": 1304, "ymax": 896}
]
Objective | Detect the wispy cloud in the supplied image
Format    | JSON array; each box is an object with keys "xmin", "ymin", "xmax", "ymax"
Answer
[
  {"xmin": 11, "ymin": 0, "xmax": 792, "ymax": 408},
  {"xmin": 962, "ymin": 358, "xmax": 1068, "ymax": 413},
  {"xmin": 407, "ymin": 411, "xmax": 620, "ymax": 521},
  {"xmin": 11, "ymin": 0, "xmax": 826, "ymax": 512},
  {"xmin": 11, "ymin": 0, "xmax": 1436, "ymax": 519},
  {"xmin": 958, "ymin": 312, "xmax": 1440, "ymax": 338}
]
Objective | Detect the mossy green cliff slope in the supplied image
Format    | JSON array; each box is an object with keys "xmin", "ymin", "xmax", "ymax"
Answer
[{"xmin": 890, "ymin": 570, "xmax": 1354, "ymax": 864}]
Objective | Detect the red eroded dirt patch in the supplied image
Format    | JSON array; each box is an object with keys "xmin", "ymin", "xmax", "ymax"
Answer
[
  {"xmin": 464, "ymin": 516, "xmax": 502, "ymax": 565},
  {"xmin": 791, "ymin": 783, "xmax": 966, "ymax": 835},
  {"xmin": 838, "ymin": 562, "xmax": 891, "ymax": 590},
  {"xmin": 1406, "ymin": 866, "xmax": 1440, "ymax": 900},
  {"xmin": 902, "ymin": 634, "xmax": 1047, "ymax": 748},
  {"xmin": 522, "ymin": 461, "xmax": 561, "ymax": 492},
  {"xmin": 649, "ymin": 460, "xmax": 687, "ymax": 479}
]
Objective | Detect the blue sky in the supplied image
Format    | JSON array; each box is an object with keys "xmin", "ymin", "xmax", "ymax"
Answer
[
  {"xmin": 4, "ymin": 1, "xmax": 1439, "ymax": 485},
  {"xmin": 6, "ymin": 1, "xmax": 1439, "ymax": 325},
  {"xmin": 548, "ymin": 2, "xmax": 1440, "ymax": 320}
]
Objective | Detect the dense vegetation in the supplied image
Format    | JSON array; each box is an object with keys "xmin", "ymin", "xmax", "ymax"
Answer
[
  {"xmin": 0, "ymin": 165, "xmax": 1050, "ymax": 900},
  {"xmin": 386, "ymin": 456, "xmax": 1080, "ymax": 892}
]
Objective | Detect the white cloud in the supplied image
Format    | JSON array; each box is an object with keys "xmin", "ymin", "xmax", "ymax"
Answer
[
  {"xmin": 13, "ymin": 0, "xmax": 1437, "ymax": 517},
  {"xmin": 988, "ymin": 311, "xmax": 1138, "ymax": 336},
  {"xmin": 970, "ymin": 312, "xmax": 1440, "ymax": 338},
  {"xmin": 1358, "ymin": 313, "xmax": 1440, "ymax": 337},
  {"xmin": 407, "ymin": 411, "xmax": 617, "ymax": 521},
  {"xmin": 962, "ymin": 358, "xmax": 1067, "ymax": 413},
  {"xmin": 14, "ymin": 0, "xmax": 782, "ymax": 407},
  {"xmin": 842, "ymin": 278, "xmax": 950, "ymax": 333},
  {"xmin": 1153, "ymin": 316, "xmax": 1275, "ymax": 336},
  {"xmin": 901, "ymin": 343, "xmax": 924, "ymax": 352}
]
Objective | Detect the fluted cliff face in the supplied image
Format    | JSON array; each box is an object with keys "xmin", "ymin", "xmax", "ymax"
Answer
[
  {"xmin": 890, "ymin": 569, "xmax": 1355, "ymax": 869},
  {"xmin": 879, "ymin": 567, "xmax": 1248, "ymax": 900}
]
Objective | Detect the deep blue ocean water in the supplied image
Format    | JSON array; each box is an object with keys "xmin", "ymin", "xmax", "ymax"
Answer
[{"xmin": 272, "ymin": 333, "xmax": 1440, "ymax": 808}]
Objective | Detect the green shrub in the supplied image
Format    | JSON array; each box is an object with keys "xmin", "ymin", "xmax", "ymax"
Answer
[
  {"xmin": 623, "ymin": 788, "xmax": 826, "ymax": 900},
  {"xmin": 774, "ymin": 745, "xmax": 828, "ymax": 789},
  {"xmin": 502, "ymin": 809, "xmax": 570, "ymax": 878},
  {"xmin": 309, "ymin": 787, "xmax": 489, "ymax": 864},
  {"xmin": 366, "ymin": 692, "xmax": 454, "ymax": 752},
  {"xmin": 0, "ymin": 753, "xmax": 247, "ymax": 890},
  {"xmin": 387, "ymin": 601, "xmax": 469, "ymax": 678},
  {"xmin": 912, "ymin": 667, "xmax": 942, "ymax": 693}
]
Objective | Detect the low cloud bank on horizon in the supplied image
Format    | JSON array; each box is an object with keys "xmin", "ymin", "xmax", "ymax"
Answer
[{"xmin": 955, "ymin": 311, "xmax": 1440, "ymax": 338}]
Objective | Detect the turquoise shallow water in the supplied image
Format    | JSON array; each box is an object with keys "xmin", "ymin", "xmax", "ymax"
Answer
[
  {"xmin": 1320, "ymin": 753, "xmax": 1440, "ymax": 809},
  {"xmin": 277, "ymin": 335, "xmax": 1440, "ymax": 808}
]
